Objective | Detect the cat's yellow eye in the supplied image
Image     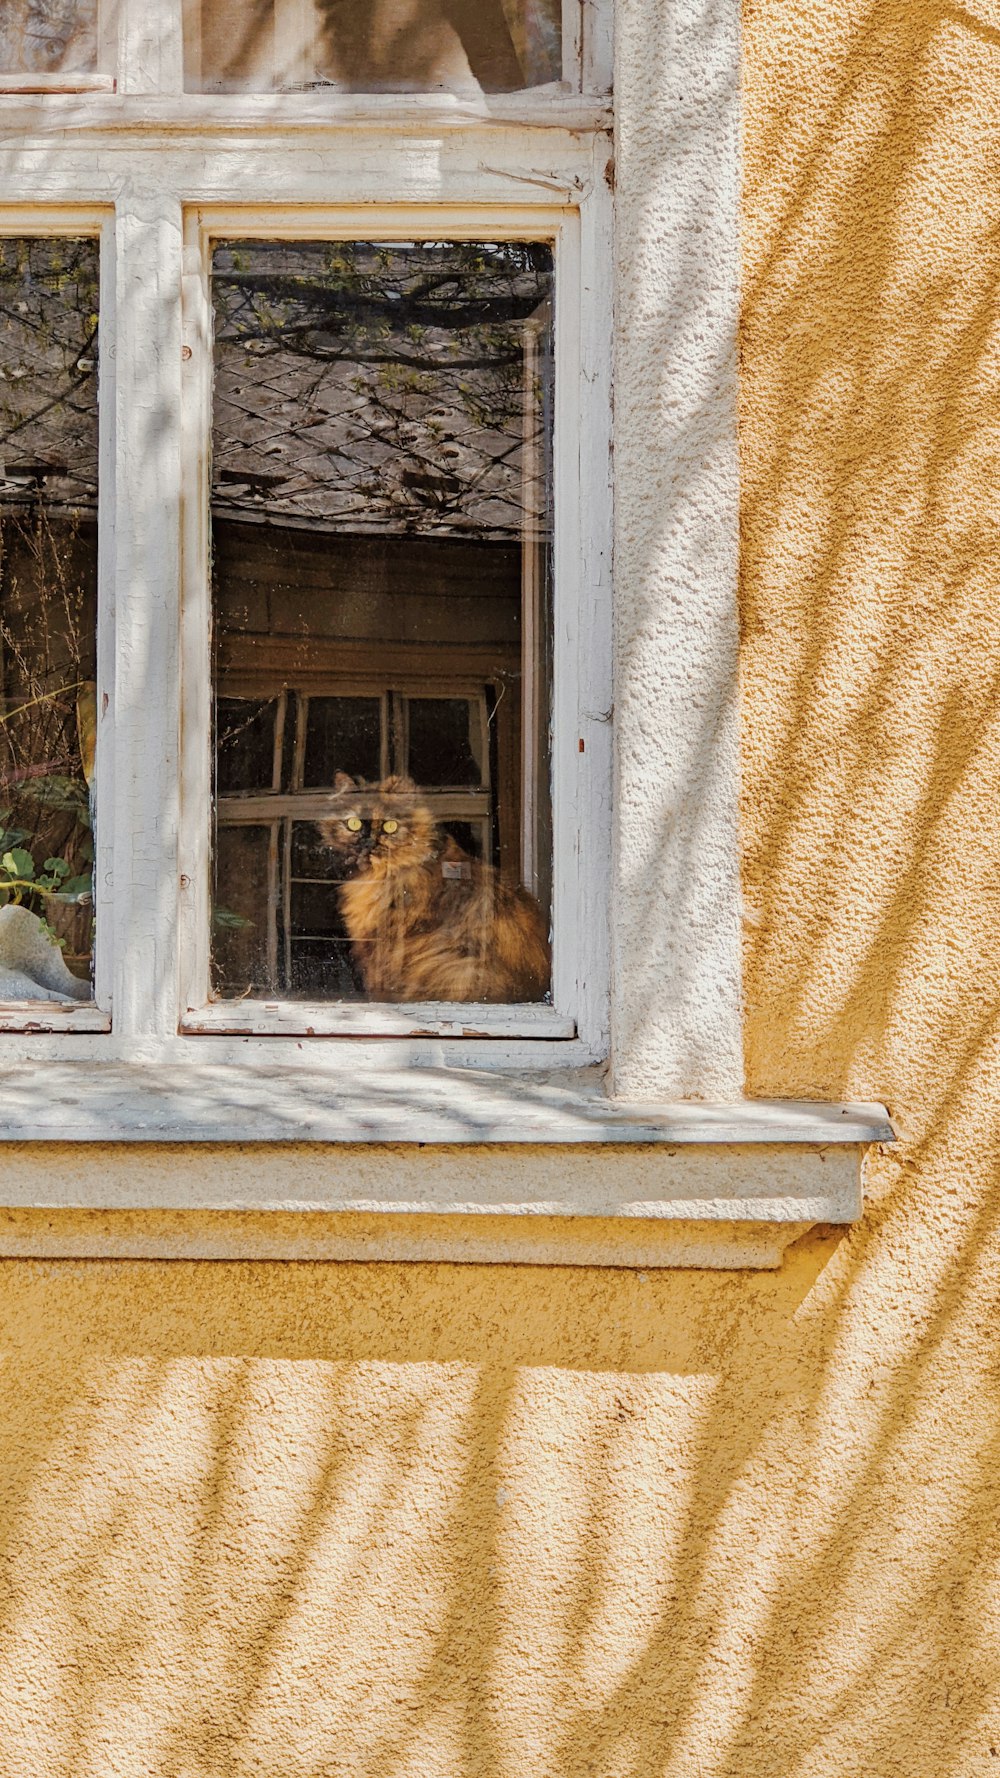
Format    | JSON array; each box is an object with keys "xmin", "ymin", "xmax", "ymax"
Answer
[
  {"xmin": 346, "ymin": 816, "xmax": 363, "ymax": 832},
  {"xmin": 382, "ymin": 819, "xmax": 399, "ymax": 834}
]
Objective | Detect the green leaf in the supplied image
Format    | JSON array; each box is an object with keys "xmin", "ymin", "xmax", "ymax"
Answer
[
  {"xmin": 23, "ymin": 775, "xmax": 90, "ymax": 823},
  {"xmin": 51, "ymin": 873, "xmax": 92, "ymax": 904},
  {"xmin": 2, "ymin": 848, "xmax": 34, "ymax": 879},
  {"xmin": 213, "ymin": 905, "xmax": 254, "ymax": 931},
  {"xmin": 43, "ymin": 857, "xmax": 70, "ymax": 878}
]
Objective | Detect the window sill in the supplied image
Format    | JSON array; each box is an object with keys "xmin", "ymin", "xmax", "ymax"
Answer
[
  {"xmin": 0, "ymin": 1060, "xmax": 891, "ymax": 1148},
  {"xmin": 0, "ymin": 1064, "xmax": 892, "ymax": 1267},
  {"xmin": 184, "ymin": 1002, "xmax": 577, "ymax": 1040},
  {"xmin": 0, "ymin": 1005, "xmax": 109, "ymax": 1034},
  {"xmin": 0, "ymin": 73, "xmax": 115, "ymax": 94}
]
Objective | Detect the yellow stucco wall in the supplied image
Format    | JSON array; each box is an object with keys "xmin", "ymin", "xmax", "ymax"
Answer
[
  {"xmin": 739, "ymin": 0, "xmax": 1000, "ymax": 1768},
  {"xmin": 0, "ymin": 1219, "xmax": 917, "ymax": 1776},
  {"xmin": 1, "ymin": 4, "xmax": 998, "ymax": 1773}
]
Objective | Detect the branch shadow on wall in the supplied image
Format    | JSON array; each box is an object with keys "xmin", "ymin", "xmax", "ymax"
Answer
[
  {"xmin": 3, "ymin": 1, "xmax": 1000, "ymax": 1773},
  {"xmin": 0, "ymin": 1187, "xmax": 996, "ymax": 1777}
]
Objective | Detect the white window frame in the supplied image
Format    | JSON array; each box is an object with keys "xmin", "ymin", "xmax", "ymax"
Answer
[
  {"xmin": 0, "ymin": 45, "xmax": 614, "ymax": 1075},
  {"xmin": 0, "ymin": 206, "xmax": 114, "ymax": 1035},
  {"xmin": 178, "ymin": 201, "xmax": 608, "ymax": 1048},
  {"xmin": 0, "ymin": 0, "xmax": 612, "ymax": 99},
  {"xmin": 0, "ymin": 0, "xmax": 895, "ymax": 1263}
]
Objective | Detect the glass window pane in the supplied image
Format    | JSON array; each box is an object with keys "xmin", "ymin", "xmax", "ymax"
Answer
[
  {"xmin": 0, "ymin": 238, "xmax": 98, "ymax": 1004},
  {"xmin": 407, "ymin": 696, "xmax": 484, "ymax": 788},
  {"xmin": 212, "ymin": 824, "xmax": 275, "ymax": 994},
  {"xmin": 304, "ymin": 695, "xmax": 382, "ymax": 786},
  {"xmin": 0, "ymin": 1, "xmax": 99, "ymax": 76},
  {"xmin": 216, "ymin": 695, "xmax": 281, "ymax": 794},
  {"xmin": 185, "ymin": 0, "xmax": 561, "ymax": 94},
  {"xmin": 211, "ymin": 239, "xmax": 553, "ymax": 1006}
]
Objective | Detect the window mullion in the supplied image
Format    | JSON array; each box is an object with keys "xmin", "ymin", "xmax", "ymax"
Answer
[
  {"xmin": 581, "ymin": 0, "xmax": 613, "ymax": 95},
  {"xmin": 178, "ymin": 219, "xmax": 212, "ymax": 1020},
  {"xmin": 117, "ymin": 0, "xmax": 184, "ymax": 95},
  {"xmin": 94, "ymin": 215, "xmax": 118, "ymax": 1016},
  {"xmin": 111, "ymin": 186, "xmax": 184, "ymax": 1043}
]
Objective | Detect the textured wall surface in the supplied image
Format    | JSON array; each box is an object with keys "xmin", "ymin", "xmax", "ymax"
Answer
[
  {"xmin": 611, "ymin": 0, "xmax": 744, "ymax": 1099},
  {"xmin": 739, "ymin": 0, "xmax": 1000, "ymax": 1768},
  {"xmin": 4, "ymin": 1200, "xmax": 986, "ymax": 1777},
  {"xmin": 3, "ymin": 1, "xmax": 999, "ymax": 1775}
]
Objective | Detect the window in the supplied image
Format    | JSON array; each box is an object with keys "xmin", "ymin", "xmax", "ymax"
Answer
[
  {"xmin": 183, "ymin": 0, "xmax": 564, "ymax": 95},
  {"xmin": 0, "ymin": 234, "xmax": 102, "ymax": 1026},
  {"xmin": 208, "ymin": 238, "xmax": 553, "ymax": 1009},
  {"xmin": 182, "ymin": 210, "xmax": 596, "ymax": 1041},
  {"xmin": 0, "ymin": 0, "xmax": 114, "ymax": 91},
  {"xmin": 0, "ymin": 0, "xmax": 893, "ymax": 1259},
  {"xmin": 0, "ymin": 3, "xmax": 612, "ymax": 1068}
]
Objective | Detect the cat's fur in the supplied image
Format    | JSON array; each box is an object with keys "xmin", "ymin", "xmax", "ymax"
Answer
[{"xmin": 316, "ymin": 772, "xmax": 550, "ymax": 1003}]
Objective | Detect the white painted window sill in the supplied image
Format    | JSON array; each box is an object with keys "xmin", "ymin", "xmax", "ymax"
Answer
[
  {"xmin": 0, "ymin": 1065, "xmax": 893, "ymax": 1268},
  {"xmin": 0, "ymin": 1066, "xmax": 889, "ymax": 1265},
  {"xmin": 0, "ymin": 1060, "xmax": 891, "ymax": 1148}
]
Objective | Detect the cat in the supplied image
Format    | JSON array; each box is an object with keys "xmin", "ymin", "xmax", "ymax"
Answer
[{"xmin": 316, "ymin": 772, "xmax": 550, "ymax": 1003}]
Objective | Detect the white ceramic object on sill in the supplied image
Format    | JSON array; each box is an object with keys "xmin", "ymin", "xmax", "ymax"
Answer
[{"xmin": 0, "ymin": 905, "xmax": 90, "ymax": 1003}]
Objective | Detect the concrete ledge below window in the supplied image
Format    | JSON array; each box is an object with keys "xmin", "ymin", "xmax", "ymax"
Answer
[
  {"xmin": 0, "ymin": 1061, "xmax": 893, "ymax": 1146},
  {"xmin": 0, "ymin": 1205, "xmax": 823, "ymax": 1269},
  {"xmin": 0, "ymin": 1065, "xmax": 892, "ymax": 1267}
]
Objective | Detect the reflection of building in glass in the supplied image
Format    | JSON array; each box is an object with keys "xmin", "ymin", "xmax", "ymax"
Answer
[
  {"xmin": 211, "ymin": 241, "xmax": 552, "ymax": 539},
  {"xmin": 210, "ymin": 241, "xmax": 554, "ymax": 1003}
]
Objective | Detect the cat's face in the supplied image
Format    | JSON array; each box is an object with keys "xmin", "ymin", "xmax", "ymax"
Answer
[{"xmin": 316, "ymin": 773, "xmax": 436, "ymax": 877}]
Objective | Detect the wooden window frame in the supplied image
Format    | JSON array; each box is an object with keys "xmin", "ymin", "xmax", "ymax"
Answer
[
  {"xmin": 179, "ymin": 201, "xmax": 608, "ymax": 1047},
  {"xmin": 0, "ymin": 0, "xmax": 612, "ymax": 99},
  {"xmin": 0, "ymin": 66, "xmax": 613, "ymax": 1072}
]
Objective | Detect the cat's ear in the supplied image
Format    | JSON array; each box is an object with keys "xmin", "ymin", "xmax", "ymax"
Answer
[
  {"xmin": 381, "ymin": 774, "xmax": 417, "ymax": 795},
  {"xmin": 333, "ymin": 771, "xmax": 356, "ymax": 792}
]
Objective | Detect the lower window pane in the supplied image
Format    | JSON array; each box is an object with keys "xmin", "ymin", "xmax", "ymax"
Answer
[
  {"xmin": 213, "ymin": 824, "xmax": 275, "ymax": 995},
  {"xmin": 0, "ymin": 238, "xmax": 98, "ymax": 1005},
  {"xmin": 211, "ymin": 238, "xmax": 553, "ymax": 1006},
  {"xmin": 304, "ymin": 696, "xmax": 382, "ymax": 786}
]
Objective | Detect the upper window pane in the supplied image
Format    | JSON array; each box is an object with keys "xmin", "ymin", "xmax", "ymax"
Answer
[
  {"xmin": 185, "ymin": 0, "xmax": 562, "ymax": 94},
  {"xmin": 210, "ymin": 239, "xmax": 554, "ymax": 1007},
  {"xmin": 0, "ymin": 239, "xmax": 99, "ymax": 1005},
  {"xmin": 0, "ymin": 1, "xmax": 99, "ymax": 76}
]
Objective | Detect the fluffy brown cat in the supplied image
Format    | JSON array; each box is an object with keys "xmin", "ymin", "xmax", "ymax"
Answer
[{"xmin": 316, "ymin": 772, "xmax": 550, "ymax": 1003}]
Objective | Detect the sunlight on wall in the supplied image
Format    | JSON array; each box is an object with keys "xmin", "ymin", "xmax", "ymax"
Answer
[
  {"xmin": 1, "ymin": 2, "xmax": 1000, "ymax": 1774},
  {"xmin": 740, "ymin": 0, "xmax": 1000, "ymax": 1770},
  {"xmin": 0, "ymin": 1255, "xmax": 748, "ymax": 1777}
]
